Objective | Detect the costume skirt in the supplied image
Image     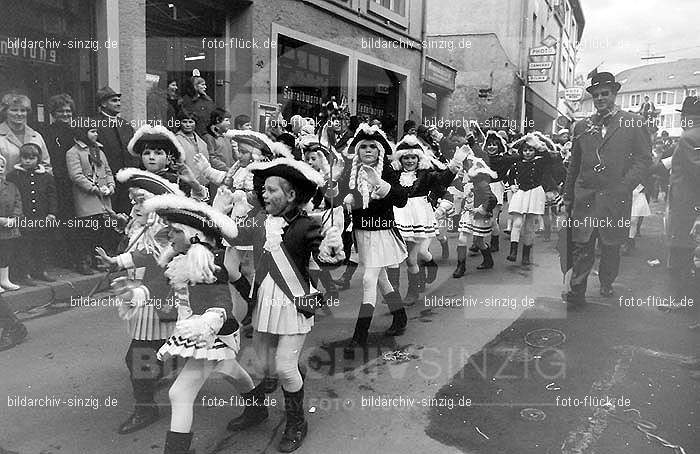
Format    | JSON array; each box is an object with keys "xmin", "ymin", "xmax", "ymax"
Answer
[
  {"xmin": 253, "ymin": 275, "xmax": 314, "ymax": 335},
  {"xmin": 631, "ymin": 191, "xmax": 651, "ymax": 217},
  {"xmin": 355, "ymin": 228, "xmax": 408, "ymax": 268},
  {"xmin": 490, "ymin": 181, "xmax": 506, "ymax": 205},
  {"xmin": 458, "ymin": 211, "xmax": 493, "ymax": 237},
  {"xmin": 508, "ymin": 186, "xmax": 546, "ymax": 215},
  {"xmin": 157, "ymin": 328, "xmax": 240, "ymax": 361},
  {"xmin": 122, "ymin": 305, "xmax": 176, "ymax": 341},
  {"xmin": 394, "ymin": 196, "xmax": 438, "ymax": 240}
]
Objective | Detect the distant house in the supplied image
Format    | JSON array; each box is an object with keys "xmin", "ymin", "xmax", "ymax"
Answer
[{"xmin": 579, "ymin": 58, "xmax": 700, "ymax": 137}]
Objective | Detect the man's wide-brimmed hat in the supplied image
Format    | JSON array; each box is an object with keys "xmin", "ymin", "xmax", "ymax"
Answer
[
  {"xmin": 142, "ymin": 194, "xmax": 238, "ymax": 240},
  {"xmin": 96, "ymin": 86, "xmax": 121, "ymax": 104},
  {"xmin": 249, "ymin": 158, "xmax": 324, "ymax": 205},
  {"xmin": 586, "ymin": 71, "xmax": 621, "ymax": 93},
  {"xmin": 677, "ymin": 96, "xmax": 700, "ymax": 117}
]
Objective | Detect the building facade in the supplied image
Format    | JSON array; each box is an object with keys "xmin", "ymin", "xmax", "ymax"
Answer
[
  {"xmin": 0, "ymin": 0, "xmax": 428, "ymax": 139},
  {"xmin": 578, "ymin": 58, "xmax": 700, "ymax": 137},
  {"xmin": 424, "ymin": 0, "xmax": 584, "ymax": 133}
]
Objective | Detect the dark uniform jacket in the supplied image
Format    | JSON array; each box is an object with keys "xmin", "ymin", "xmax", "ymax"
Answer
[
  {"xmin": 668, "ymin": 126, "xmax": 700, "ymax": 249},
  {"xmin": 564, "ymin": 109, "xmax": 651, "ymax": 245}
]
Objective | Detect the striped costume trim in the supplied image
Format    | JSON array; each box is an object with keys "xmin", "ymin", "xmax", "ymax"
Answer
[{"xmin": 157, "ymin": 334, "xmax": 238, "ymax": 361}]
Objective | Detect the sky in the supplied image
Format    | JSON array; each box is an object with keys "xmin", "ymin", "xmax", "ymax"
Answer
[{"xmin": 575, "ymin": 0, "xmax": 700, "ymax": 77}]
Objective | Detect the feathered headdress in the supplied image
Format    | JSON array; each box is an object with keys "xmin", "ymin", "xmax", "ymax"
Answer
[
  {"xmin": 393, "ymin": 134, "xmax": 431, "ymax": 170},
  {"xmin": 127, "ymin": 124, "xmax": 185, "ymax": 164}
]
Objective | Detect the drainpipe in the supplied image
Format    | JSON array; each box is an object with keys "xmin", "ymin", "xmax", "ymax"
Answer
[
  {"xmin": 419, "ymin": 0, "xmax": 427, "ymax": 123},
  {"xmin": 518, "ymin": 0, "xmax": 528, "ymax": 133}
]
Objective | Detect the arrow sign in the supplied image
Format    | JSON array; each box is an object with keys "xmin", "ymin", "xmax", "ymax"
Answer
[
  {"xmin": 529, "ymin": 61, "xmax": 553, "ymax": 70},
  {"xmin": 530, "ymin": 46, "xmax": 557, "ymax": 56},
  {"xmin": 564, "ymin": 87, "xmax": 585, "ymax": 101},
  {"xmin": 528, "ymin": 74, "xmax": 549, "ymax": 83}
]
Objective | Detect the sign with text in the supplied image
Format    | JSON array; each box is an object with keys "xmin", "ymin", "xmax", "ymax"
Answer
[
  {"xmin": 565, "ymin": 87, "xmax": 585, "ymax": 101},
  {"xmin": 528, "ymin": 74, "xmax": 549, "ymax": 83},
  {"xmin": 529, "ymin": 46, "xmax": 557, "ymax": 56},
  {"xmin": 528, "ymin": 61, "xmax": 553, "ymax": 70}
]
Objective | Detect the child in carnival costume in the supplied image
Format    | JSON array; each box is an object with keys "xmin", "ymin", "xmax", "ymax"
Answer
[
  {"xmin": 453, "ymin": 157, "xmax": 498, "ymax": 277},
  {"xmin": 390, "ymin": 134, "xmax": 463, "ymax": 303},
  {"xmin": 126, "ymin": 124, "xmax": 209, "ymax": 202},
  {"xmin": 245, "ymin": 158, "xmax": 342, "ymax": 452},
  {"xmin": 337, "ymin": 124, "xmax": 409, "ymax": 359},
  {"xmin": 135, "ymin": 194, "xmax": 260, "ymax": 454},
  {"xmin": 97, "ymin": 168, "xmax": 184, "ymax": 434}
]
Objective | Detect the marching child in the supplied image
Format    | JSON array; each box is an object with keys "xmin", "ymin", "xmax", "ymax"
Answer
[
  {"xmin": 454, "ymin": 158, "xmax": 498, "ymax": 277},
  {"xmin": 505, "ymin": 133, "xmax": 552, "ymax": 266}
]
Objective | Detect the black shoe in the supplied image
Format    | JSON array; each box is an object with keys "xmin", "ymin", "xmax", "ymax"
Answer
[
  {"xmin": 344, "ymin": 304, "xmax": 374, "ymax": 359},
  {"xmin": 117, "ymin": 405, "xmax": 159, "ymax": 434},
  {"xmin": 600, "ymin": 285, "xmax": 614, "ymax": 297},
  {"xmin": 262, "ymin": 376, "xmax": 279, "ymax": 394},
  {"xmin": 31, "ymin": 271, "xmax": 56, "ymax": 282},
  {"xmin": 227, "ymin": 383, "xmax": 269, "ymax": 431},
  {"xmin": 279, "ymin": 388, "xmax": 307, "ymax": 453},
  {"xmin": 163, "ymin": 430, "xmax": 194, "ymax": 454},
  {"xmin": 440, "ymin": 239, "xmax": 450, "ymax": 260},
  {"xmin": 562, "ymin": 291, "xmax": 586, "ymax": 305},
  {"xmin": 506, "ymin": 242, "xmax": 519, "ymax": 262},
  {"xmin": 490, "ymin": 235, "xmax": 500, "ymax": 252},
  {"xmin": 343, "ymin": 339, "xmax": 363, "ymax": 360},
  {"xmin": 476, "ymin": 248, "xmax": 494, "ymax": 270},
  {"xmin": 468, "ymin": 244, "xmax": 480, "ymax": 256},
  {"xmin": 521, "ymin": 245, "xmax": 532, "ymax": 266},
  {"xmin": 424, "ymin": 259, "xmax": 438, "ymax": 284},
  {"xmin": 385, "ymin": 299, "xmax": 407, "ymax": 336}
]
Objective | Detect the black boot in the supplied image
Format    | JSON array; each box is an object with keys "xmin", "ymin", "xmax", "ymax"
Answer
[
  {"xmin": 440, "ymin": 238, "xmax": 450, "ymax": 260},
  {"xmin": 227, "ymin": 382, "xmax": 269, "ymax": 431},
  {"xmin": 468, "ymin": 243, "xmax": 480, "ymax": 256},
  {"xmin": 262, "ymin": 376, "xmax": 279, "ymax": 394},
  {"xmin": 416, "ymin": 264, "xmax": 426, "ymax": 292},
  {"xmin": 386, "ymin": 267, "xmax": 400, "ymax": 294},
  {"xmin": 522, "ymin": 245, "xmax": 532, "ymax": 266},
  {"xmin": 163, "ymin": 430, "xmax": 194, "ymax": 454},
  {"xmin": 476, "ymin": 248, "xmax": 494, "ymax": 270},
  {"xmin": 506, "ymin": 242, "xmax": 519, "ymax": 262},
  {"xmin": 118, "ymin": 404, "xmax": 159, "ymax": 434},
  {"xmin": 424, "ymin": 259, "xmax": 439, "ymax": 284},
  {"xmin": 279, "ymin": 387, "xmax": 308, "ymax": 453},
  {"xmin": 343, "ymin": 304, "xmax": 374, "ymax": 360},
  {"xmin": 490, "ymin": 235, "xmax": 500, "ymax": 252},
  {"xmin": 452, "ymin": 245, "xmax": 467, "ymax": 278},
  {"xmin": 232, "ymin": 276, "xmax": 256, "ymax": 326},
  {"xmin": 333, "ymin": 261, "xmax": 358, "ymax": 290},
  {"xmin": 384, "ymin": 296, "xmax": 407, "ymax": 337},
  {"xmin": 404, "ymin": 272, "xmax": 420, "ymax": 306}
]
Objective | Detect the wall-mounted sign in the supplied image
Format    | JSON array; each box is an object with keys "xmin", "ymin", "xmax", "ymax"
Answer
[
  {"xmin": 528, "ymin": 61, "xmax": 553, "ymax": 70},
  {"xmin": 528, "ymin": 74, "xmax": 549, "ymax": 83},
  {"xmin": 376, "ymin": 84, "xmax": 390, "ymax": 94},
  {"xmin": 424, "ymin": 57, "xmax": 456, "ymax": 91},
  {"xmin": 564, "ymin": 87, "xmax": 585, "ymax": 101},
  {"xmin": 529, "ymin": 46, "xmax": 557, "ymax": 56}
]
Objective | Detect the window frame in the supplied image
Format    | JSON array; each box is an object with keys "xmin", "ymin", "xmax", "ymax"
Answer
[
  {"xmin": 367, "ymin": 0, "xmax": 409, "ymax": 28},
  {"xmin": 630, "ymin": 94, "xmax": 641, "ymax": 107}
]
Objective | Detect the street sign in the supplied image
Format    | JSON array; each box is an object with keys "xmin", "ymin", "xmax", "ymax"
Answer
[
  {"xmin": 528, "ymin": 74, "xmax": 549, "ymax": 83},
  {"xmin": 530, "ymin": 46, "xmax": 557, "ymax": 56},
  {"xmin": 528, "ymin": 61, "xmax": 553, "ymax": 70},
  {"xmin": 541, "ymin": 35, "xmax": 558, "ymax": 47},
  {"xmin": 564, "ymin": 87, "xmax": 585, "ymax": 101}
]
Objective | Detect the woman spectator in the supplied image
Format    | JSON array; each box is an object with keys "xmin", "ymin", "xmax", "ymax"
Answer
[
  {"xmin": 203, "ymin": 108, "xmax": 234, "ymax": 172},
  {"xmin": 174, "ymin": 110, "xmax": 209, "ymax": 185},
  {"xmin": 42, "ymin": 94, "xmax": 79, "ymax": 266},
  {"xmin": 181, "ymin": 77, "xmax": 215, "ymax": 137},
  {"xmin": 165, "ymin": 79, "xmax": 182, "ymax": 129},
  {"xmin": 0, "ymin": 93, "xmax": 51, "ymax": 170}
]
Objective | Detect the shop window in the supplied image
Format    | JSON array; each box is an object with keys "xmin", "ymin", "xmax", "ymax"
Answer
[
  {"xmin": 277, "ymin": 34, "xmax": 348, "ymax": 120},
  {"xmin": 368, "ymin": 0, "xmax": 409, "ymax": 28},
  {"xmin": 356, "ymin": 60, "xmax": 403, "ymax": 140}
]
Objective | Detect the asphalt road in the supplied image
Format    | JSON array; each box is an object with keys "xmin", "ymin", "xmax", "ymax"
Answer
[{"xmin": 1, "ymin": 202, "xmax": 697, "ymax": 454}]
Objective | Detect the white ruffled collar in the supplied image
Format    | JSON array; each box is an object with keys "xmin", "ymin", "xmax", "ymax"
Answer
[
  {"xmin": 399, "ymin": 170, "xmax": 417, "ymax": 187},
  {"xmin": 264, "ymin": 215, "xmax": 288, "ymax": 251}
]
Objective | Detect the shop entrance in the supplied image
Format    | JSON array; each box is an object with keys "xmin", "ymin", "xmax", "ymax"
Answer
[{"xmin": 357, "ymin": 60, "xmax": 402, "ymax": 139}]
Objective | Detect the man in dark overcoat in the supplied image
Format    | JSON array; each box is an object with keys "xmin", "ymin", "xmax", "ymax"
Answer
[
  {"xmin": 95, "ymin": 86, "xmax": 136, "ymax": 214},
  {"xmin": 562, "ymin": 71, "xmax": 651, "ymax": 303}
]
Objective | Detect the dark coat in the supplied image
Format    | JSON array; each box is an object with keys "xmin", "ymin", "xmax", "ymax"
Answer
[
  {"xmin": 181, "ymin": 95, "xmax": 215, "ymax": 137},
  {"xmin": 0, "ymin": 179, "xmax": 22, "ymax": 240},
  {"xmin": 668, "ymin": 126, "xmax": 700, "ymax": 249},
  {"xmin": 42, "ymin": 122, "xmax": 76, "ymax": 217},
  {"xmin": 95, "ymin": 112, "xmax": 136, "ymax": 213},
  {"xmin": 6, "ymin": 164, "xmax": 57, "ymax": 221},
  {"xmin": 563, "ymin": 110, "xmax": 652, "ymax": 245}
]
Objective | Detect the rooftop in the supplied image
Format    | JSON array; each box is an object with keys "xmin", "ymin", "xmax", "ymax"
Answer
[{"xmin": 615, "ymin": 58, "xmax": 700, "ymax": 93}]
